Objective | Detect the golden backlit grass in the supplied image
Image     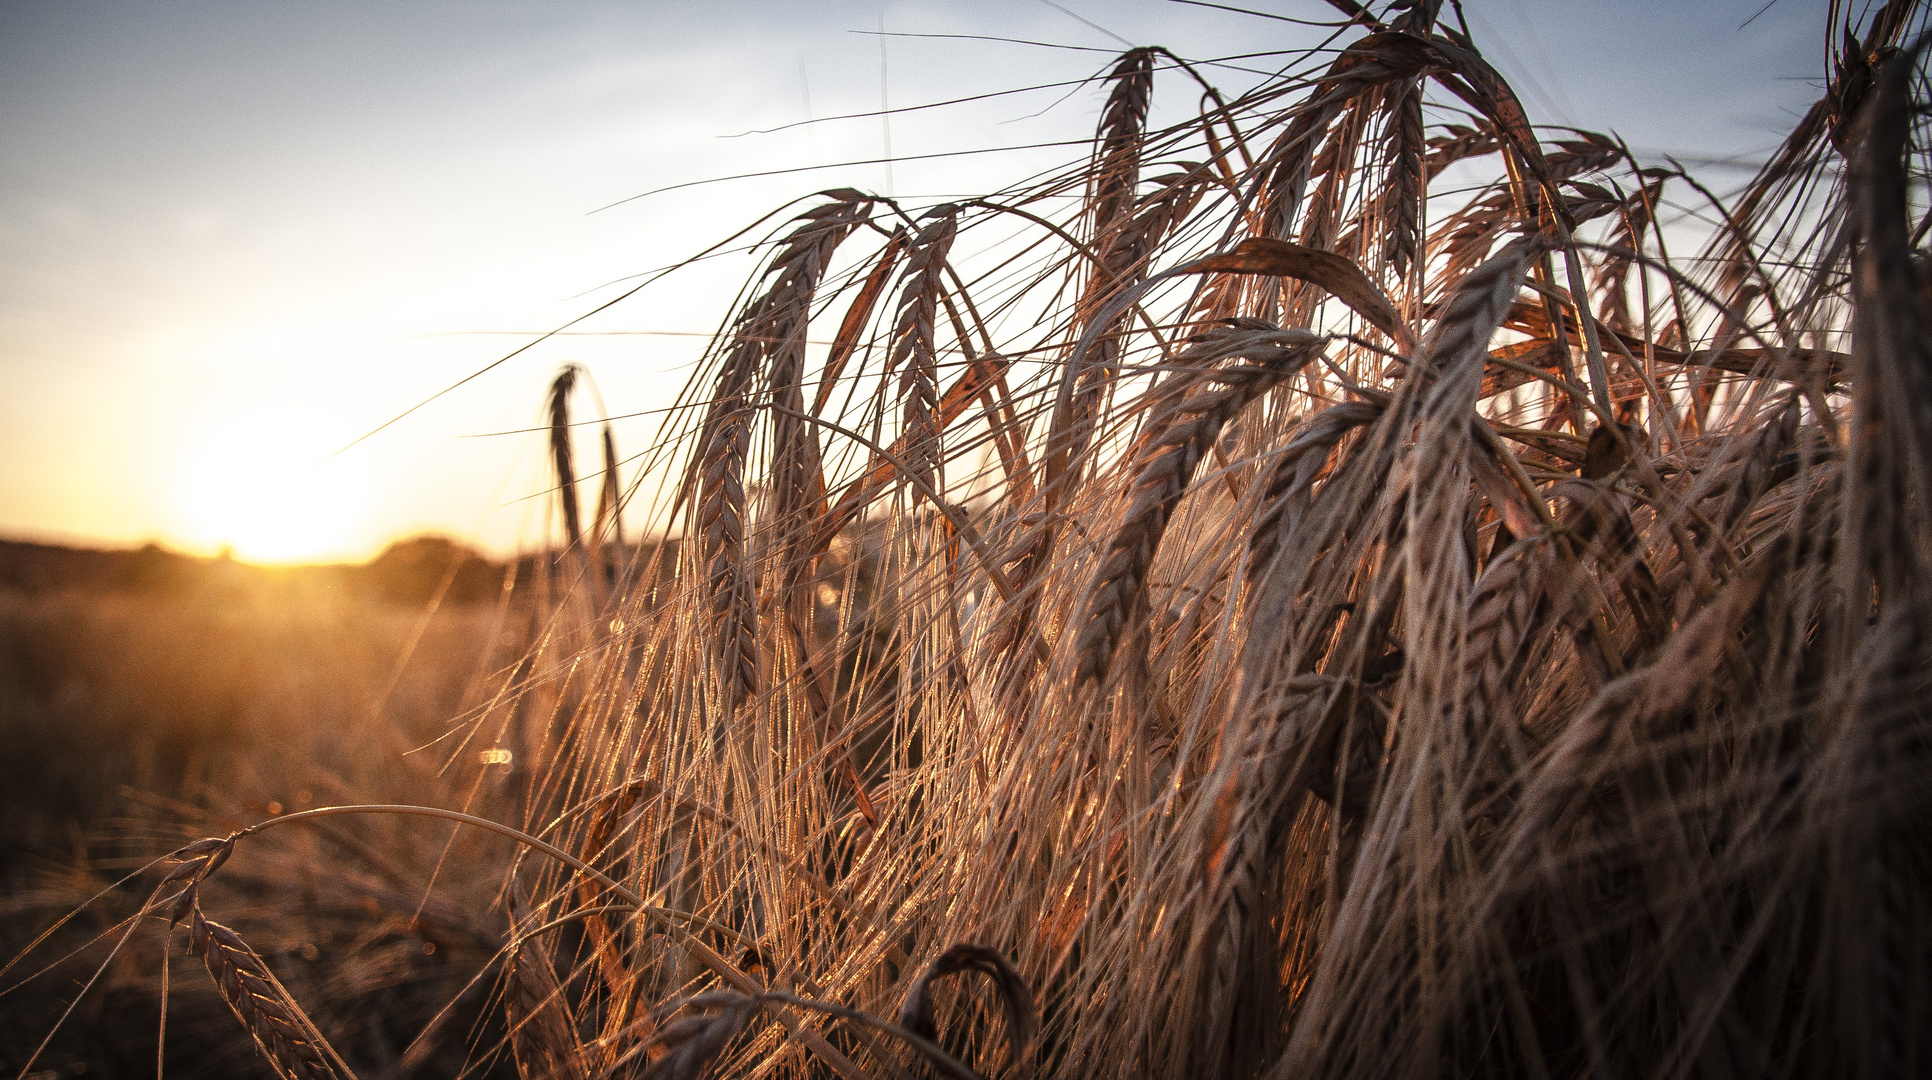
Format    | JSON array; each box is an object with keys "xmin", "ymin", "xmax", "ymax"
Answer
[
  {"xmin": 10, "ymin": 3, "xmax": 1932, "ymax": 1078},
  {"xmin": 0, "ymin": 551, "xmax": 534, "ymax": 1076}
]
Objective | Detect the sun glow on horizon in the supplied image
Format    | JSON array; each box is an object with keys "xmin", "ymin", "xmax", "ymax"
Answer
[{"xmin": 173, "ymin": 409, "xmax": 375, "ymax": 564}]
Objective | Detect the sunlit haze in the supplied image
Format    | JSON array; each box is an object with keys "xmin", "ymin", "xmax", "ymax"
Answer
[{"xmin": 2, "ymin": 0, "xmax": 1824, "ymax": 564}]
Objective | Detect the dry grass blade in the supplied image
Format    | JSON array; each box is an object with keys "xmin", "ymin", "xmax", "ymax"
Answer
[
  {"xmin": 814, "ymin": 225, "xmax": 906, "ymax": 415},
  {"xmin": 1187, "ymin": 238, "xmax": 1408, "ymax": 347}
]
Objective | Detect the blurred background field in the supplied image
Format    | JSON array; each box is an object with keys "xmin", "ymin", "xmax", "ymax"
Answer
[{"xmin": 0, "ymin": 537, "xmax": 563, "ymax": 1076}]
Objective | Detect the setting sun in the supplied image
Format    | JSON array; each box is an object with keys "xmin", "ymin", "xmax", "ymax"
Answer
[{"xmin": 174, "ymin": 409, "xmax": 372, "ymax": 564}]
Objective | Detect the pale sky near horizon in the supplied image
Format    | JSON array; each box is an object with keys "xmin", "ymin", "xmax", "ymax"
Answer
[{"xmin": 2, "ymin": 0, "xmax": 1827, "ymax": 563}]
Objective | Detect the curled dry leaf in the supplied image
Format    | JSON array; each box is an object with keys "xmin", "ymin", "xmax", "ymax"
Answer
[
  {"xmin": 1185, "ymin": 238, "xmax": 1407, "ymax": 348},
  {"xmin": 898, "ymin": 944, "xmax": 1038, "ymax": 1071}
]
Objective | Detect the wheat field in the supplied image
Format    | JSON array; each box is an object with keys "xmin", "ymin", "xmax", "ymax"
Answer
[{"xmin": 10, "ymin": 2, "xmax": 1932, "ymax": 1077}]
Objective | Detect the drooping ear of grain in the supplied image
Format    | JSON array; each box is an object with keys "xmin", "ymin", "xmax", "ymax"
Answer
[
  {"xmin": 1075, "ymin": 326, "xmax": 1325, "ymax": 688},
  {"xmin": 549, "ymin": 365, "xmax": 584, "ymax": 553},
  {"xmin": 187, "ymin": 904, "xmax": 346, "ymax": 1080},
  {"xmin": 596, "ymin": 421, "xmax": 625, "ymax": 551},
  {"xmin": 688, "ymin": 194, "xmax": 872, "ymax": 718},
  {"xmin": 1053, "ymin": 49, "xmax": 1155, "ymax": 475},
  {"xmin": 505, "ymin": 887, "xmax": 592, "ymax": 1080}
]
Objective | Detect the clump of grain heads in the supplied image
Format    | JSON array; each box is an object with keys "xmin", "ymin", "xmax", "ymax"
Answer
[{"xmin": 23, "ymin": 5, "xmax": 1932, "ymax": 1078}]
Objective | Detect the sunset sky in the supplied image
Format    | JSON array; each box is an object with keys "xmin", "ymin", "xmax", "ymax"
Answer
[{"xmin": 2, "ymin": 0, "xmax": 1825, "ymax": 564}]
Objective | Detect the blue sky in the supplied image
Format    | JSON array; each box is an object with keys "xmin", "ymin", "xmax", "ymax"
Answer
[{"xmin": 0, "ymin": 0, "xmax": 1828, "ymax": 561}]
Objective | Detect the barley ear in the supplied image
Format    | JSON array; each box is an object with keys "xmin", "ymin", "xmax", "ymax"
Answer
[{"xmin": 187, "ymin": 904, "xmax": 348, "ymax": 1080}]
